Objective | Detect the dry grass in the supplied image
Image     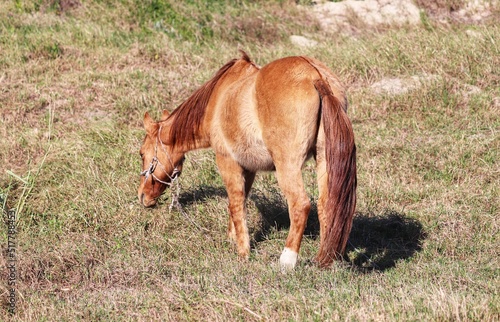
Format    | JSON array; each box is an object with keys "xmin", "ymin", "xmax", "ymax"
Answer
[{"xmin": 1, "ymin": 0, "xmax": 499, "ymax": 320}]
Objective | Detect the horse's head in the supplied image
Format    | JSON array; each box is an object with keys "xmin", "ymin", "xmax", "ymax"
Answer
[{"xmin": 138, "ymin": 111, "xmax": 185, "ymax": 207}]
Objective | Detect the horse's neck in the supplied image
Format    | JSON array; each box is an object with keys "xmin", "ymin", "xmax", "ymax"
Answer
[
  {"xmin": 160, "ymin": 117, "xmax": 210, "ymax": 154},
  {"xmin": 167, "ymin": 59, "xmax": 259, "ymax": 153},
  {"xmin": 186, "ymin": 129, "xmax": 211, "ymax": 151}
]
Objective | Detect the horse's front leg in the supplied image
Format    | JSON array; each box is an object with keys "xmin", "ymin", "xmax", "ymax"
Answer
[{"xmin": 216, "ymin": 154, "xmax": 255, "ymax": 260}]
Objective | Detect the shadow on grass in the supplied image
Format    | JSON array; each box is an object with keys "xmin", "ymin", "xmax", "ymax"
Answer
[
  {"xmin": 177, "ymin": 184, "xmax": 227, "ymax": 205},
  {"xmin": 347, "ymin": 211, "xmax": 426, "ymax": 272},
  {"xmin": 177, "ymin": 186, "xmax": 426, "ymax": 272},
  {"xmin": 250, "ymin": 190, "xmax": 426, "ymax": 272}
]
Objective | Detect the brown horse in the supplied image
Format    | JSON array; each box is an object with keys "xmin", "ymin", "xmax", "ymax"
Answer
[{"xmin": 137, "ymin": 51, "xmax": 356, "ymax": 269}]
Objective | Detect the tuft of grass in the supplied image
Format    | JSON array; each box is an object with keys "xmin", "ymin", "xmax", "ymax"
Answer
[{"xmin": 0, "ymin": 0, "xmax": 499, "ymax": 320}]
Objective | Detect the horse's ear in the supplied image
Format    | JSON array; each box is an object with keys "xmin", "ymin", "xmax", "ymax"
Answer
[
  {"xmin": 143, "ymin": 112, "xmax": 156, "ymax": 133},
  {"xmin": 160, "ymin": 110, "xmax": 170, "ymax": 121}
]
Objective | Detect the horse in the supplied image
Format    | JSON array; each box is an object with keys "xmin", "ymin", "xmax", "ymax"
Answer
[{"xmin": 137, "ymin": 51, "xmax": 356, "ymax": 269}]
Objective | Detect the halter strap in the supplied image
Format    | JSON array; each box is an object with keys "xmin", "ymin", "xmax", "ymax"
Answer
[{"xmin": 140, "ymin": 126, "xmax": 180, "ymax": 186}]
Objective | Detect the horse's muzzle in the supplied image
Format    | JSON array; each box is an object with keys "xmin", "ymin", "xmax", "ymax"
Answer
[{"xmin": 139, "ymin": 192, "xmax": 157, "ymax": 208}]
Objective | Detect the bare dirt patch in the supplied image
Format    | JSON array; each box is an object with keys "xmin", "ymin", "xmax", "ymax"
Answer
[
  {"xmin": 311, "ymin": 0, "xmax": 421, "ymax": 33},
  {"xmin": 415, "ymin": 0, "xmax": 495, "ymax": 23},
  {"xmin": 309, "ymin": 0, "xmax": 495, "ymax": 34}
]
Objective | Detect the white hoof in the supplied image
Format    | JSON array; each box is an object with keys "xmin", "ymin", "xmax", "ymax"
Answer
[{"xmin": 279, "ymin": 247, "xmax": 298, "ymax": 271}]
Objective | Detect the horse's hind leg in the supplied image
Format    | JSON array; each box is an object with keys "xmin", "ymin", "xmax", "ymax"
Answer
[
  {"xmin": 216, "ymin": 154, "xmax": 254, "ymax": 259},
  {"xmin": 274, "ymin": 165, "xmax": 311, "ymax": 270}
]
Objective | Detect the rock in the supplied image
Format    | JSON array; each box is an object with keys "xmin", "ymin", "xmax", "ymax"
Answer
[
  {"xmin": 462, "ymin": 84, "xmax": 481, "ymax": 98},
  {"xmin": 493, "ymin": 97, "xmax": 500, "ymax": 108},
  {"xmin": 371, "ymin": 74, "xmax": 440, "ymax": 95},
  {"xmin": 290, "ymin": 35, "xmax": 318, "ymax": 48},
  {"xmin": 371, "ymin": 77, "xmax": 414, "ymax": 95},
  {"xmin": 465, "ymin": 29, "xmax": 483, "ymax": 38}
]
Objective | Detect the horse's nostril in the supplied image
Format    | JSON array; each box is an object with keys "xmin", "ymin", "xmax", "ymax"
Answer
[{"xmin": 140, "ymin": 193, "xmax": 145, "ymax": 205}]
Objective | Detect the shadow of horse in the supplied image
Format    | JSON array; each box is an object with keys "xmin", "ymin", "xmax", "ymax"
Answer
[
  {"xmin": 347, "ymin": 211, "xmax": 426, "ymax": 272},
  {"xmin": 177, "ymin": 186, "xmax": 426, "ymax": 272},
  {"xmin": 177, "ymin": 184, "xmax": 228, "ymax": 206}
]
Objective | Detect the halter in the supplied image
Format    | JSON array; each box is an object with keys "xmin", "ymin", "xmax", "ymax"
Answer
[{"xmin": 140, "ymin": 125, "xmax": 180, "ymax": 187}]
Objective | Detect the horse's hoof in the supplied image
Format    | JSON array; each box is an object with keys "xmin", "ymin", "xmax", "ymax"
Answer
[
  {"xmin": 237, "ymin": 244, "xmax": 250, "ymax": 261},
  {"xmin": 279, "ymin": 247, "xmax": 298, "ymax": 271}
]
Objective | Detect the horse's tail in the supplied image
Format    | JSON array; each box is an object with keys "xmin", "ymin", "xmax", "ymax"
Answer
[{"xmin": 313, "ymin": 77, "xmax": 357, "ymax": 267}]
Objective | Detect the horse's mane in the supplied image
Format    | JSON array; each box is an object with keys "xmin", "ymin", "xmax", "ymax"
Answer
[{"xmin": 167, "ymin": 51, "xmax": 252, "ymax": 148}]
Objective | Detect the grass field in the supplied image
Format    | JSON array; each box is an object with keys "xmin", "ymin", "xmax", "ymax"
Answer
[{"xmin": 1, "ymin": 0, "xmax": 499, "ymax": 320}]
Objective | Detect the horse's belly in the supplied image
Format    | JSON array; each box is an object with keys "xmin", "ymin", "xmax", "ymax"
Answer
[
  {"xmin": 211, "ymin": 123, "xmax": 274, "ymax": 171},
  {"xmin": 233, "ymin": 141, "xmax": 275, "ymax": 172}
]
